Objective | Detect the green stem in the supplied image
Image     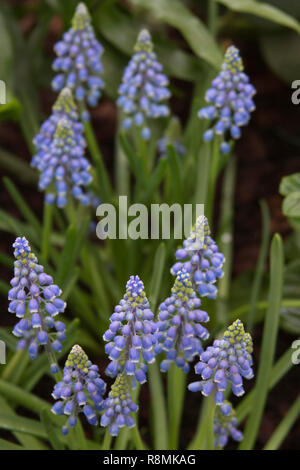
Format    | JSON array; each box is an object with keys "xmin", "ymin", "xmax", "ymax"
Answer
[
  {"xmin": 247, "ymin": 199, "xmax": 270, "ymax": 332},
  {"xmin": 206, "ymin": 138, "xmax": 220, "ymax": 223},
  {"xmin": 131, "ymin": 425, "xmax": 146, "ymax": 450},
  {"xmin": 194, "ymin": 142, "xmax": 211, "ymax": 206},
  {"xmin": 188, "ymin": 394, "xmax": 216, "ymax": 450},
  {"xmin": 148, "ymin": 362, "xmax": 168, "ymax": 449},
  {"xmin": 102, "ymin": 429, "xmax": 112, "ymax": 450},
  {"xmin": 83, "ymin": 119, "xmax": 114, "ymax": 202},
  {"xmin": 41, "ymin": 202, "xmax": 53, "ymax": 262},
  {"xmin": 216, "ymin": 154, "xmax": 236, "ymax": 326},
  {"xmin": 168, "ymin": 364, "xmax": 186, "ymax": 449}
]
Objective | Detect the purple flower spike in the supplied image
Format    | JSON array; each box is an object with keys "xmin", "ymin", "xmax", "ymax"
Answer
[
  {"xmin": 198, "ymin": 45, "xmax": 256, "ymax": 154},
  {"xmin": 188, "ymin": 319, "xmax": 254, "ymax": 405},
  {"xmin": 9, "ymin": 237, "xmax": 66, "ymax": 361},
  {"xmin": 51, "ymin": 345, "xmax": 106, "ymax": 434},
  {"xmin": 103, "ymin": 275, "xmax": 157, "ymax": 385},
  {"xmin": 117, "ymin": 29, "xmax": 170, "ymax": 140},
  {"xmin": 155, "ymin": 269, "xmax": 209, "ymax": 373}
]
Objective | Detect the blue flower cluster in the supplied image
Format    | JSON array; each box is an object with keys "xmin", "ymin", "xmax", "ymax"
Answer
[
  {"xmin": 157, "ymin": 136, "xmax": 186, "ymax": 160},
  {"xmin": 198, "ymin": 46, "xmax": 256, "ymax": 154},
  {"xmin": 171, "ymin": 216, "xmax": 225, "ymax": 300},
  {"xmin": 214, "ymin": 401, "xmax": 243, "ymax": 449},
  {"xmin": 103, "ymin": 275, "xmax": 157, "ymax": 384},
  {"xmin": 117, "ymin": 29, "xmax": 170, "ymax": 140},
  {"xmin": 8, "ymin": 237, "xmax": 66, "ymax": 368},
  {"xmin": 188, "ymin": 319, "xmax": 254, "ymax": 404},
  {"xmin": 52, "ymin": 3, "xmax": 104, "ymax": 119},
  {"xmin": 155, "ymin": 270, "xmax": 209, "ymax": 373},
  {"xmin": 101, "ymin": 372, "xmax": 138, "ymax": 436},
  {"xmin": 51, "ymin": 344, "xmax": 106, "ymax": 435},
  {"xmin": 32, "ymin": 88, "xmax": 94, "ymax": 208}
]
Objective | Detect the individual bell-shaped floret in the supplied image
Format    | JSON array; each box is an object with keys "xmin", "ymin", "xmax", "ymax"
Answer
[
  {"xmin": 8, "ymin": 237, "xmax": 66, "ymax": 369},
  {"xmin": 103, "ymin": 275, "xmax": 157, "ymax": 385},
  {"xmin": 214, "ymin": 401, "xmax": 243, "ymax": 449},
  {"xmin": 188, "ymin": 319, "xmax": 254, "ymax": 405},
  {"xmin": 100, "ymin": 372, "xmax": 138, "ymax": 436},
  {"xmin": 171, "ymin": 216, "xmax": 225, "ymax": 300},
  {"xmin": 31, "ymin": 88, "xmax": 95, "ymax": 208},
  {"xmin": 155, "ymin": 269, "xmax": 209, "ymax": 373},
  {"xmin": 51, "ymin": 345, "xmax": 106, "ymax": 434},
  {"xmin": 52, "ymin": 3, "xmax": 104, "ymax": 119},
  {"xmin": 198, "ymin": 45, "xmax": 256, "ymax": 154},
  {"xmin": 117, "ymin": 29, "xmax": 170, "ymax": 140}
]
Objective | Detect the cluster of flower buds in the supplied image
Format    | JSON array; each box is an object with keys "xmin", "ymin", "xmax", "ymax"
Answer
[
  {"xmin": 171, "ymin": 216, "xmax": 225, "ymax": 300},
  {"xmin": 51, "ymin": 345, "xmax": 106, "ymax": 435},
  {"xmin": 155, "ymin": 270, "xmax": 209, "ymax": 373},
  {"xmin": 8, "ymin": 237, "xmax": 66, "ymax": 370},
  {"xmin": 214, "ymin": 401, "xmax": 243, "ymax": 449},
  {"xmin": 103, "ymin": 275, "xmax": 157, "ymax": 384},
  {"xmin": 117, "ymin": 29, "xmax": 170, "ymax": 140},
  {"xmin": 188, "ymin": 319, "xmax": 254, "ymax": 404},
  {"xmin": 198, "ymin": 45, "xmax": 256, "ymax": 154},
  {"xmin": 32, "ymin": 88, "xmax": 94, "ymax": 208},
  {"xmin": 100, "ymin": 372, "xmax": 138, "ymax": 436},
  {"xmin": 52, "ymin": 3, "xmax": 104, "ymax": 120}
]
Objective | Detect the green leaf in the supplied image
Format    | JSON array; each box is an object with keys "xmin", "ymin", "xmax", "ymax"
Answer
[
  {"xmin": 0, "ymin": 438, "xmax": 25, "ymax": 450},
  {"xmin": 260, "ymin": 32, "xmax": 300, "ymax": 84},
  {"xmin": 139, "ymin": 158, "xmax": 167, "ymax": 202},
  {"xmin": 240, "ymin": 234, "xmax": 284, "ymax": 449},
  {"xmin": 236, "ymin": 337, "xmax": 298, "ymax": 422},
  {"xmin": 214, "ymin": 0, "xmax": 300, "ymax": 33},
  {"xmin": 279, "ymin": 172, "xmax": 300, "ymax": 196},
  {"xmin": 0, "ymin": 414, "xmax": 47, "ymax": 439},
  {"xmin": 264, "ymin": 395, "xmax": 300, "ymax": 449},
  {"xmin": 0, "ymin": 396, "xmax": 48, "ymax": 450},
  {"xmin": 282, "ymin": 191, "xmax": 300, "ymax": 218},
  {"xmin": 40, "ymin": 409, "xmax": 65, "ymax": 450},
  {"xmin": 3, "ymin": 177, "xmax": 41, "ymax": 234},
  {"xmin": 131, "ymin": 0, "xmax": 222, "ymax": 69}
]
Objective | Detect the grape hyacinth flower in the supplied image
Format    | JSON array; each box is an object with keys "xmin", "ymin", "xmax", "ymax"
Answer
[
  {"xmin": 52, "ymin": 3, "xmax": 104, "ymax": 119},
  {"xmin": 103, "ymin": 275, "xmax": 157, "ymax": 385},
  {"xmin": 100, "ymin": 372, "xmax": 138, "ymax": 436},
  {"xmin": 171, "ymin": 215, "xmax": 225, "ymax": 300},
  {"xmin": 155, "ymin": 270, "xmax": 209, "ymax": 373},
  {"xmin": 214, "ymin": 401, "xmax": 243, "ymax": 449},
  {"xmin": 51, "ymin": 345, "xmax": 106, "ymax": 435},
  {"xmin": 32, "ymin": 88, "xmax": 94, "ymax": 208},
  {"xmin": 8, "ymin": 237, "xmax": 66, "ymax": 371},
  {"xmin": 117, "ymin": 29, "xmax": 170, "ymax": 140},
  {"xmin": 198, "ymin": 45, "xmax": 256, "ymax": 154},
  {"xmin": 188, "ymin": 319, "xmax": 254, "ymax": 405}
]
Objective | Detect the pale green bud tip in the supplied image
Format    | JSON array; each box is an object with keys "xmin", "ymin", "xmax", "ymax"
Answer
[
  {"xmin": 110, "ymin": 373, "xmax": 129, "ymax": 398},
  {"xmin": 55, "ymin": 118, "xmax": 73, "ymax": 140},
  {"xmin": 72, "ymin": 3, "xmax": 90, "ymax": 30},
  {"xmin": 224, "ymin": 46, "xmax": 244, "ymax": 73},
  {"xmin": 53, "ymin": 87, "xmax": 76, "ymax": 114},
  {"xmin": 134, "ymin": 29, "xmax": 153, "ymax": 53},
  {"xmin": 65, "ymin": 344, "xmax": 89, "ymax": 372},
  {"xmin": 172, "ymin": 270, "xmax": 193, "ymax": 299},
  {"xmin": 223, "ymin": 319, "xmax": 252, "ymax": 351}
]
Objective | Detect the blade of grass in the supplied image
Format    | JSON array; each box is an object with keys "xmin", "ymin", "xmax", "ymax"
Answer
[
  {"xmin": 263, "ymin": 395, "xmax": 300, "ymax": 450},
  {"xmin": 247, "ymin": 199, "xmax": 270, "ymax": 332},
  {"xmin": 240, "ymin": 233, "xmax": 284, "ymax": 449},
  {"xmin": 40, "ymin": 409, "xmax": 65, "ymax": 450}
]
